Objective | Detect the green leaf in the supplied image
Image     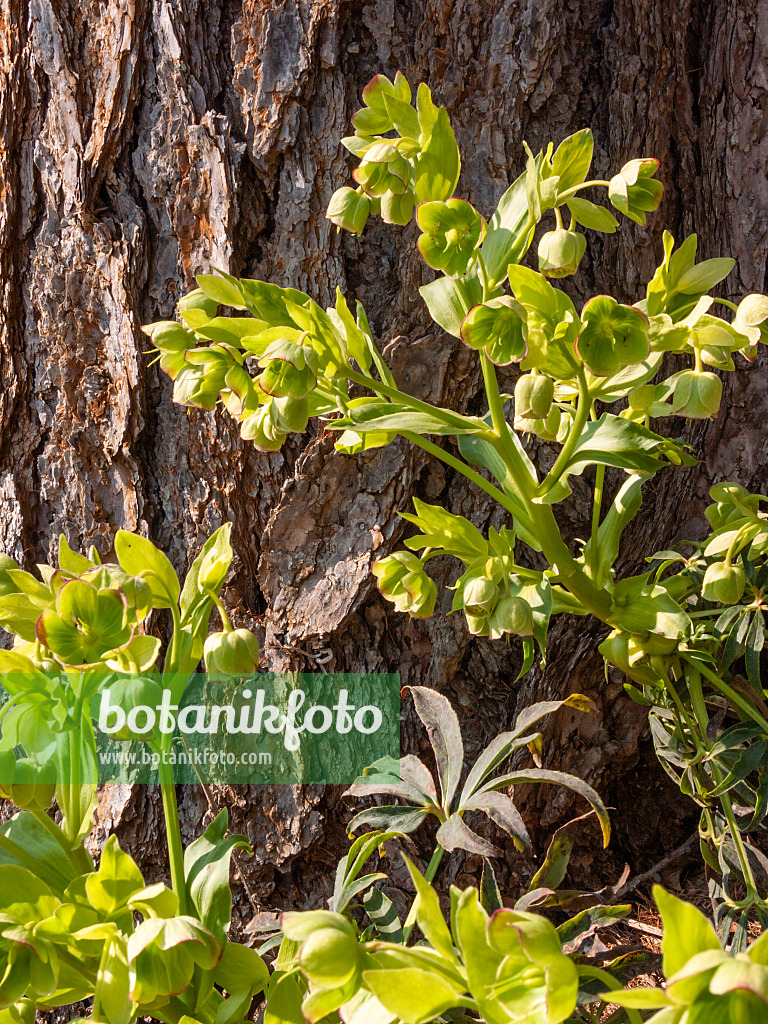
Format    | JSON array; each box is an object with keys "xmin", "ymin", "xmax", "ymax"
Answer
[
  {"xmin": 197, "ymin": 272, "xmax": 247, "ymax": 309},
  {"xmin": 363, "ymin": 967, "xmax": 461, "ymax": 1024},
  {"xmin": 85, "ymin": 834, "xmax": 145, "ymax": 916},
  {"xmin": 551, "ymin": 129, "xmax": 594, "ymax": 193},
  {"xmin": 213, "ymin": 941, "xmax": 270, "ymax": 1024},
  {"xmin": 401, "ymin": 497, "xmax": 489, "ymax": 563},
  {"xmin": 58, "ymin": 535, "xmax": 94, "ymax": 574},
  {"xmin": 483, "ymin": 768, "xmax": 611, "ymax": 846},
  {"xmin": 414, "ymin": 107, "xmax": 460, "ymax": 202},
  {"xmin": 557, "ymin": 904, "xmax": 631, "ymax": 947},
  {"xmin": 264, "ymin": 972, "xmax": 306, "ymax": 1024},
  {"xmin": 419, "ymin": 271, "xmax": 483, "ymax": 338},
  {"xmin": 115, "ymin": 531, "xmax": 180, "ymax": 608},
  {"xmin": 676, "ymin": 258, "xmax": 735, "ymax": 294},
  {"xmin": 363, "ymin": 887, "xmax": 403, "ymax": 942},
  {"xmin": 566, "ymin": 197, "xmax": 618, "ymax": 233},
  {"xmin": 654, "ymin": 885, "xmax": 721, "ymax": 978},
  {"xmin": 526, "ymin": 832, "xmax": 572, "ymax": 894},
  {"xmin": 562, "ymin": 413, "xmax": 692, "ymax": 478},
  {"xmin": 184, "ymin": 809, "xmax": 251, "ymax": 942},
  {"xmin": 407, "ymin": 685, "xmax": 464, "ymax": 810},
  {"xmin": 480, "ymin": 860, "xmax": 503, "ymax": 914},
  {"xmin": 383, "ymin": 92, "xmax": 421, "ymax": 139},
  {"xmin": 402, "ymin": 854, "xmax": 457, "ymax": 961},
  {"xmin": 332, "ymin": 401, "xmax": 484, "ymax": 437},
  {"xmin": 437, "ymin": 814, "xmax": 502, "ymax": 858},
  {"xmin": 481, "ymin": 169, "xmax": 536, "ymax": 286},
  {"xmin": 582, "ymin": 474, "xmax": 645, "ymax": 586}
]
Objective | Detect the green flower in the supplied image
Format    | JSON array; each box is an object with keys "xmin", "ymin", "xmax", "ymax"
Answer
[
  {"xmin": 461, "ymin": 297, "xmax": 528, "ymax": 364},
  {"xmin": 351, "ymin": 71, "xmax": 411, "ymax": 136},
  {"xmin": 371, "ymin": 551, "xmax": 437, "ymax": 618},
  {"xmin": 127, "ymin": 917, "xmax": 221, "ymax": 1004},
  {"xmin": 36, "ymin": 580, "xmax": 133, "ymax": 667},
  {"xmin": 416, "ymin": 199, "xmax": 485, "ymax": 277},
  {"xmin": 702, "ymin": 561, "xmax": 746, "ymax": 605},
  {"xmin": 670, "ymin": 369, "xmax": 723, "ymax": 419},
  {"xmin": 203, "ymin": 628, "xmax": 260, "ymax": 676},
  {"xmin": 514, "ymin": 374, "xmax": 555, "ymax": 429},
  {"xmin": 461, "ymin": 576, "xmax": 498, "ymax": 617},
  {"xmin": 606, "ymin": 887, "xmax": 768, "ymax": 1023},
  {"xmin": 173, "ymin": 346, "xmax": 237, "ymax": 411},
  {"xmin": 486, "ymin": 908, "xmax": 579, "ymax": 1023},
  {"xmin": 239, "ymin": 403, "xmax": 289, "ymax": 451},
  {"xmin": 608, "ymin": 158, "xmax": 663, "ymax": 225},
  {"xmin": 516, "ymin": 403, "xmax": 563, "ymax": 442},
  {"xmin": 257, "ymin": 340, "xmax": 317, "ymax": 399},
  {"xmin": 0, "ymin": 751, "xmax": 55, "ymax": 813},
  {"xmin": 488, "ymin": 596, "xmax": 534, "ymax": 639},
  {"xmin": 576, "ymin": 295, "xmax": 650, "ymax": 376},
  {"xmin": 326, "ymin": 187, "xmax": 371, "ymax": 235},
  {"xmin": 537, "ymin": 228, "xmax": 586, "ymax": 278},
  {"xmin": 353, "ymin": 142, "xmax": 413, "ymax": 198}
]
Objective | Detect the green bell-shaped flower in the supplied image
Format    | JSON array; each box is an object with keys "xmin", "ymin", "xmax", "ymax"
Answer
[
  {"xmin": 670, "ymin": 369, "xmax": 723, "ymax": 419},
  {"xmin": 416, "ymin": 198, "xmax": 485, "ymax": 277},
  {"xmin": 0, "ymin": 751, "xmax": 55, "ymax": 813},
  {"xmin": 353, "ymin": 142, "xmax": 413, "ymax": 198},
  {"xmin": 36, "ymin": 580, "xmax": 133, "ymax": 667},
  {"xmin": 257, "ymin": 340, "xmax": 317, "ymax": 400},
  {"xmin": 371, "ymin": 551, "xmax": 437, "ymax": 619},
  {"xmin": 326, "ymin": 187, "xmax": 371, "ymax": 235},
  {"xmin": 608, "ymin": 158, "xmax": 663, "ymax": 225},
  {"xmin": 239, "ymin": 403, "xmax": 289, "ymax": 451},
  {"xmin": 203, "ymin": 628, "xmax": 260, "ymax": 676},
  {"xmin": 461, "ymin": 297, "xmax": 528, "ymax": 364},
  {"xmin": 461, "ymin": 576, "xmax": 498, "ymax": 617},
  {"xmin": 517, "ymin": 403, "xmax": 563, "ymax": 442},
  {"xmin": 702, "ymin": 561, "xmax": 746, "ymax": 605},
  {"xmin": 514, "ymin": 374, "xmax": 555, "ymax": 429},
  {"xmin": 298, "ymin": 926, "xmax": 361, "ymax": 990},
  {"xmin": 576, "ymin": 295, "xmax": 650, "ymax": 376},
  {"xmin": 537, "ymin": 228, "xmax": 586, "ymax": 278},
  {"xmin": 488, "ymin": 596, "xmax": 535, "ymax": 639}
]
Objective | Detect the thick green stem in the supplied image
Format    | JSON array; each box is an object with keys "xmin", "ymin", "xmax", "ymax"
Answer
[
  {"xmin": 589, "ymin": 463, "xmax": 605, "ymax": 579},
  {"xmin": 537, "ymin": 365, "xmax": 591, "ymax": 497},
  {"xmin": 555, "ymin": 179, "xmax": 611, "ymax": 201},
  {"xmin": 158, "ymin": 755, "xmax": 189, "ymax": 915},
  {"xmin": 206, "ymin": 588, "xmax": 233, "ymax": 632},
  {"xmin": 402, "ymin": 431, "xmax": 527, "ymax": 524},
  {"xmin": 480, "ymin": 353, "xmax": 534, "ymax": 501}
]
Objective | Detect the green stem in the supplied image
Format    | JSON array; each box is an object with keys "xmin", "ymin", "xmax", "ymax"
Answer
[
  {"xmin": 555, "ymin": 179, "xmax": 612, "ymax": 202},
  {"xmin": 537, "ymin": 365, "xmax": 591, "ymax": 497},
  {"xmin": 402, "ymin": 844, "xmax": 445, "ymax": 942},
  {"xmin": 206, "ymin": 588, "xmax": 233, "ymax": 632},
  {"xmin": 685, "ymin": 657, "xmax": 768, "ymax": 735},
  {"xmin": 715, "ymin": 766, "xmax": 760, "ymax": 899},
  {"xmin": 402, "ymin": 431, "xmax": 528, "ymax": 525},
  {"xmin": 480, "ymin": 352, "xmax": 534, "ymax": 501},
  {"xmin": 29, "ymin": 808, "xmax": 89, "ymax": 873},
  {"xmin": 158, "ymin": 754, "xmax": 189, "ymax": 914},
  {"xmin": 589, "ymin": 463, "xmax": 605, "ymax": 580}
]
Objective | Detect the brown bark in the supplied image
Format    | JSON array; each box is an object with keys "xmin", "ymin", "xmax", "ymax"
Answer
[{"xmin": 1, "ymin": 0, "xmax": 767, "ymax": 920}]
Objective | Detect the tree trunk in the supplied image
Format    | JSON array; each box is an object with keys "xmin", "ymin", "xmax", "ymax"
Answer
[{"xmin": 2, "ymin": 0, "xmax": 767, "ymax": 921}]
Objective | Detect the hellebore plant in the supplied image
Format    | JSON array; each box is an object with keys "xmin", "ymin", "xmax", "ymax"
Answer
[
  {"xmin": 0, "ymin": 528, "xmax": 266, "ymax": 1024},
  {"xmin": 148, "ymin": 69, "xmax": 768, "ymax": 937}
]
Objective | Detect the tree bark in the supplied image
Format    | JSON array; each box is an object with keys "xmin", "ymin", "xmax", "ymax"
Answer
[{"xmin": 1, "ymin": 0, "xmax": 767, "ymax": 922}]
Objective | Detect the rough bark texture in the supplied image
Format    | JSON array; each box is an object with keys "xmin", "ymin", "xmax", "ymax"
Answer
[{"xmin": 1, "ymin": 0, "xmax": 767, "ymax": 923}]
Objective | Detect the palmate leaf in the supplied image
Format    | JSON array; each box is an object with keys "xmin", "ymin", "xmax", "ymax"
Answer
[{"xmin": 563, "ymin": 413, "xmax": 695, "ymax": 478}]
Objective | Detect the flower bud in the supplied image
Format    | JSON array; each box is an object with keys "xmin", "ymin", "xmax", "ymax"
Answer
[
  {"xmin": 271, "ymin": 395, "xmax": 310, "ymax": 434},
  {"xmin": 326, "ymin": 187, "xmax": 370, "ymax": 235},
  {"xmin": 515, "ymin": 374, "xmax": 555, "ymax": 422},
  {"xmin": 671, "ymin": 370, "xmax": 722, "ymax": 419},
  {"xmin": 537, "ymin": 228, "xmax": 586, "ymax": 278},
  {"xmin": 462, "ymin": 576, "xmax": 498, "ymax": 617},
  {"xmin": 488, "ymin": 596, "xmax": 534, "ymax": 638},
  {"xmin": 701, "ymin": 562, "xmax": 746, "ymax": 605},
  {"xmin": 204, "ymin": 628, "xmax": 260, "ymax": 676}
]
